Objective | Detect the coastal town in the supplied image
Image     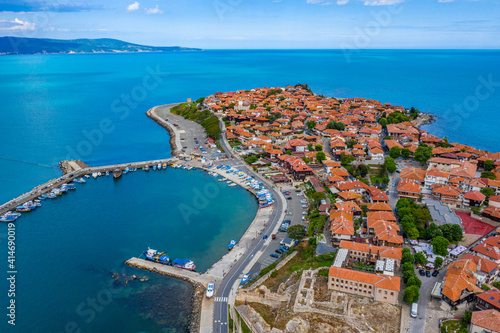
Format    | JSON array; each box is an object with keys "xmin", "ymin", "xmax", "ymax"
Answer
[{"xmin": 183, "ymin": 84, "xmax": 500, "ymax": 332}]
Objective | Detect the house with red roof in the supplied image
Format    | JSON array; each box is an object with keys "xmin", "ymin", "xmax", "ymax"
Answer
[
  {"xmin": 397, "ymin": 179, "xmax": 422, "ymax": 200},
  {"xmin": 461, "ymin": 253, "xmax": 499, "ymax": 284},
  {"xmin": 463, "ymin": 190, "xmax": 486, "ymax": 208},
  {"xmin": 441, "ymin": 258, "xmax": 482, "ymax": 306},
  {"xmin": 470, "ymin": 309, "xmax": 500, "ymax": 333},
  {"xmin": 472, "ymin": 243, "xmax": 500, "ymax": 264},
  {"xmin": 476, "ymin": 290, "xmax": 500, "ymax": 312}
]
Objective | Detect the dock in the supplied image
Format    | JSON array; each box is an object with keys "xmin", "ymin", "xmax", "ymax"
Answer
[
  {"xmin": 126, "ymin": 257, "xmax": 216, "ymax": 285},
  {"xmin": 0, "ymin": 157, "xmax": 179, "ymax": 215}
]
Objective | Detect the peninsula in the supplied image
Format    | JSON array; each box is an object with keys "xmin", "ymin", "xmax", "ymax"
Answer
[{"xmin": 0, "ymin": 37, "xmax": 202, "ymax": 55}]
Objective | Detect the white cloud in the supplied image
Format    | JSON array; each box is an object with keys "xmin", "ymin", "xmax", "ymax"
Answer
[
  {"xmin": 438, "ymin": 0, "xmax": 454, "ymax": 2},
  {"xmin": 306, "ymin": 0, "xmax": 332, "ymax": 4},
  {"xmin": 363, "ymin": 0, "xmax": 403, "ymax": 5},
  {"xmin": 337, "ymin": 0, "xmax": 349, "ymax": 4},
  {"xmin": 127, "ymin": 2, "xmax": 140, "ymax": 12},
  {"xmin": 145, "ymin": 5, "xmax": 163, "ymax": 14},
  {"xmin": 0, "ymin": 18, "xmax": 36, "ymax": 31}
]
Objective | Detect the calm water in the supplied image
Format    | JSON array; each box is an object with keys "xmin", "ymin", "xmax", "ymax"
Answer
[
  {"xmin": 0, "ymin": 50, "xmax": 499, "ymax": 331},
  {"xmin": 0, "ymin": 168, "xmax": 258, "ymax": 332}
]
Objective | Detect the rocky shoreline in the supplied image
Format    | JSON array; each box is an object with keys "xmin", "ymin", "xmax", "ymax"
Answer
[
  {"xmin": 126, "ymin": 260, "xmax": 205, "ymax": 333},
  {"xmin": 414, "ymin": 111, "xmax": 437, "ymax": 128}
]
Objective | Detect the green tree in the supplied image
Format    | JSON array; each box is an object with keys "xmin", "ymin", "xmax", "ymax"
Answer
[
  {"xmin": 461, "ymin": 311, "xmax": 472, "ymax": 325},
  {"xmin": 315, "ymin": 144, "xmax": 323, "ymax": 151},
  {"xmin": 402, "ymin": 252, "xmax": 415, "ymax": 264},
  {"xmin": 402, "ymin": 262, "xmax": 414, "ymax": 273},
  {"xmin": 334, "ymin": 122, "xmax": 346, "ymax": 131},
  {"xmin": 340, "ymin": 153, "xmax": 355, "ymax": 166},
  {"xmin": 307, "ymin": 143, "xmax": 313, "ymax": 151},
  {"xmin": 389, "ymin": 146, "xmax": 401, "ymax": 159},
  {"xmin": 431, "ymin": 236, "xmax": 450, "ymax": 256},
  {"xmin": 414, "ymin": 145, "xmax": 433, "ymax": 165},
  {"xmin": 316, "ymin": 151, "xmax": 327, "ymax": 163},
  {"xmin": 414, "ymin": 252, "xmax": 428, "ymax": 265},
  {"xmin": 481, "ymin": 187, "xmax": 495, "ymax": 198},
  {"xmin": 484, "ymin": 159, "xmax": 495, "ymax": 171},
  {"xmin": 403, "ymin": 285, "xmax": 420, "ymax": 303},
  {"xmin": 311, "ymin": 192, "xmax": 327, "ymax": 205},
  {"xmin": 439, "ymin": 224, "xmax": 463, "ymax": 242},
  {"xmin": 407, "ymin": 275, "xmax": 422, "ymax": 289},
  {"xmin": 308, "ymin": 237, "xmax": 317, "ymax": 247},
  {"xmin": 402, "ymin": 247, "xmax": 411, "ymax": 257},
  {"xmin": 387, "ymin": 111, "xmax": 409, "ymax": 124},
  {"xmin": 481, "ymin": 171, "xmax": 497, "ymax": 180},
  {"xmin": 434, "ymin": 256, "xmax": 443, "ymax": 268},
  {"xmin": 398, "ymin": 207, "xmax": 414, "ymax": 219},
  {"xmin": 327, "ymin": 120, "xmax": 337, "ymax": 129},
  {"xmin": 306, "ymin": 121, "xmax": 316, "ymax": 131},
  {"xmin": 356, "ymin": 164, "xmax": 370, "ymax": 177},
  {"xmin": 425, "ymin": 222, "xmax": 443, "ymax": 239},
  {"xmin": 385, "ymin": 156, "xmax": 397, "ymax": 173},
  {"xmin": 378, "ymin": 117, "xmax": 388, "ymax": 128},
  {"xmin": 286, "ymin": 149, "xmax": 292, "ymax": 155},
  {"xmin": 403, "ymin": 269, "xmax": 416, "ymax": 284},
  {"xmin": 287, "ymin": 225, "xmax": 306, "ymax": 241},
  {"xmin": 245, "ymin": 155, "xmax": 258, "ymax": 164},
  {"xmin": 401, "ymin": 148, "xmax": 411, "ymax": 158}
]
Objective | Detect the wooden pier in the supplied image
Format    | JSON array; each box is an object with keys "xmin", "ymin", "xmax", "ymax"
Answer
[{"xmin": 0, "ymin": 157, "xmax": 179, "ymax": 215}]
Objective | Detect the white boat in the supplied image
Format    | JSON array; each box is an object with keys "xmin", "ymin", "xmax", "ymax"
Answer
[
  {"xmin": 92, "ymin": 172, "xmax": 98, "ymax": 179},
  {"xmin": 84, "ymin": 174, "xmax": 90, "ymax": 179},
  {"xmin": 106, "ymin": 171, "xmax": 109, "ymax": 176},
  {"xmin": 97, "ymin": 172, "xmax": 102, "ymax": 177},
  {"xmin": 218, "ymin": 178, "xmax": 226, "ymax": 182},
  {"xmin": 158, "ymin": 163, "xmax": 162, "ymax": 169},
  {"xmin": 228, "ymin": 183, "xmax": 237, "ymax": 187}
]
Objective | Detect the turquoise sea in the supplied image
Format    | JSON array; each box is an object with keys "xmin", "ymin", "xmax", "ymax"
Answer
[{"xmin": 0, "ymin": 50, "xmax": 499, "ymax": 332}]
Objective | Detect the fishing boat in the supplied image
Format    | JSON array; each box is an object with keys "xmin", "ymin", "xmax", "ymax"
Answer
[
  {"xmin": 46, "ymin": 193, "xmax": 57, "ymax": 199},
  {"xmin": 73, "ymin": 177, "xmax": 86, "ymax": 184},
  {"xmin": 105, "ymin": 170, "xmax": 109, "ymax": 176},
  {"xmin": 16, "ymin": 206, "xmax": 31, "ymax": 212},
  {"xmin": 113, "ymin": 169, "xmax": 122, "ymax": 179},
  {"xmin": 145, "ymin": 165, "xmax": 149, "ymax": 172},
  {"xmin": 153, "ymin": 165, "xmax": 157, "ymax": 171},
  {"xmin": 0, "ymin": 215, "xmax": 18, "ymax": 222},
  {"xmin": 226, "ymin": 180, "xmax": 232, "ymax": 184},
  {"xmin": 157, "ymin": 163, "xmax": 162, "ymax": 169},
  {"xmin": 123, "ymin": 168, "xmax": 130, "ymax": 174},
  {"xmin": 218, "ymin": 178, "xmax": 226, "ymax": 182},
  {"xmin": 241, "ymin": 272, "xmax": 252, "ymax": 285},
  {"xmin": 61, "ymin": 184, "xmax": 76, "ymax": 190},
  {"xmin": 173, "ymin": 259, "xmax": 196, "ymax": 271},
  {"xmin": 228, "ymin": 239, "xmax": 237, "ymax": 251},
  {"xmin": 5, "ymin": 211, "xmax": 21, "ymax": 218},
  {"xmin": 84, "ymin": 174, "xmax": 91, "ymax": 179},
  {"xmin": 143, "ymin": 248, "xmax": 170, "ymax": 265},
  {"xmin": 228, "ymin": 183, "xmax": 237, "ymax": 187},
  {"xmin": 92, "ymin": 172, "xmax": 98, "ymax": 179},
  {"xmin": 162, "ymin": 163, "xmax": 167, "ymax": 169},
  {"xmin": 97, "ymin": 172, "xmax": 102, "ymax": 177},
  {"xmin": 40, "ymin": 194, "xmax": 49, "ymax": 200}
]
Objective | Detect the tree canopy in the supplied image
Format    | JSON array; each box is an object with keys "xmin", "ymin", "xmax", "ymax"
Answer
[
  {"xmin": 403, "ymin": 285, "xmax": 420, "ymax": 303},
  {"xmin": 316, "ymin": 151, "xmax": 326, "ymax": 163},
  {"xmin": 414, "ymin": 145, "xmax": 433, "ymax": 165},
  {"xmin": 431, "ymin": 236, "xmax": 450, "ymax": 256},
  {"xmin": 287, "ymin": 224, "xmax": 306, "ymax": 241},
  {"xmin": 481, "ymin": 187, "xmax": 495, "ymax": 198},
  {"xmin": 389, "ymin": 146, "xmax": 401, "ymax": 159},
  {"xmin": 401, "ymin": 148, "xmax": 411, "ymax": 158},
  {"xmin": 385, "ymin": 156, "xmax": 397, "ymax": 173}
]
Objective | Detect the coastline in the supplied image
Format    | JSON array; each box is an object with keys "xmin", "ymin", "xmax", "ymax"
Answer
[
  {"xmin": 413, "ymin": 111, "xmax": 437, "ymax": 128},
  {"xmin": 146, "ymin": 104, "xmax": 182, "ymax": 156}
]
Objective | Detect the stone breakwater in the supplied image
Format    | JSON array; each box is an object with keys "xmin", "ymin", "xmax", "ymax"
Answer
[
  {"xmin": 126, "ymin": 259, "xmax": 207, "ymax": 333},
  {"xmin": 146, "ymin": 105, "xmax": 181, "ymax": 156}
]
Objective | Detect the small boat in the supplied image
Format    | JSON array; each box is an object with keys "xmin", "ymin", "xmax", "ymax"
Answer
[
  {"xmin": 241, "ymin": 272, "xmax": 252, "ymax": 285},
  {"xmin": 142, "ymin": 166, "xmax": 145, "ymax": 171},
  {"xmin": 153, "ymin": 165, "xmax": 157, "ymax": 171},
  {"xmin": 143, "ymin": 248, "xmax": 170, "ymax": 265},
  {"xmin": 162, "ymin": 163, "xmax": 167, "ymax": 169},
  {"xmin": 0, "ymin": 215, "xmax": 18, "ymax": 222},
  {"xmin": 73, "ymin": 178, "xmax": 86, "ymax": 184},
  {"xmin": 113, "ymin": 169, "xmax": 122, "ymax": 179},
  {"xmin": 228, "ymin": 183, "xmax": 237, "ymax": 187},
  {"xmin": 228, "ymin": 239, "xmax": 237, "ymax": 251},
  {"xmin": 84, "ymin": 174, "xmax": 91, "ymax": 179},
  {"xmin": 123, "ymin": 168, "xmax": 130, "ymax": 174},
  {"xmin": 92, "ymin": 172, "xmax": 98, "ymax": 179},
  {"xmin": 61, "ymin": 184, "xmax": 76, "ymax": 190},
  {"xmin": 226, "ymin": 180, "xmax": 232, "ymax": 184},
  {"xmin": 5, "ymin": 211, "xmax": 21, "ymax": 218},
  {"xmin": 40, "ymin": 194, "xmax": 49, "ymax": 200},
  {"xmin": 106, "ymin": 171, "xmax": 109, "ymax": 176},
  {"xmin": 145, "ymin": 166, "xmax": 149, "ymax": 172},
  {"xmin": 97, "ymin": 172, "xmax": 102, "ymax": 177},
  {"xmin": 157, "ymin": 163, "xmax": 161, "ymax": 169},
  {"xmin": 218, "ymin": 178, "xmax": 225, "ymax": 182},
  {"xmin": 173, "ymin": 259, "xmax": 196, "ymax": 271},
  {"xmin": 16, "ymin": 206, "xmax": 31, "ymax": 212}
]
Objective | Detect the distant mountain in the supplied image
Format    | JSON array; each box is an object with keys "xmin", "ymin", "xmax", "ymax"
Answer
[{"xmin": 0, "ymin": 37, "xmax": 202, "ymax": 55}]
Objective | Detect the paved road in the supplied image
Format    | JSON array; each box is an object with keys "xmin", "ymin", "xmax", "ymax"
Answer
[{"xmin": 212, "ymin": 134, "xmax": 285, "ymax": 333}]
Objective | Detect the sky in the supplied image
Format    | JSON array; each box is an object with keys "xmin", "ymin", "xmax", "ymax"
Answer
[{"xmin": 0, "ymin": 0, "xmax": 499, "ymax": 49}]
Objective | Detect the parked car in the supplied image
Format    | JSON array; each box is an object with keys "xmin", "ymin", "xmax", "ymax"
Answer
[
  {"xmin": 287, "ymin": 197, "xmax": 292, "ymax": 200},
  {"xmin": 419, "ymin": 269, "xmax": 425, "ymax": 276},
  {"xmin": 275, "ymin": 248, "xmax": 284, "ymax": 254},
  {"xmin": 270, "ymin": 253, "xmax": 279, "ymax": 258},
  {"xmin": 426, "ymin": 270, "xmax": 431, "ymax": 277},
  {"xmin": 263, "ymin": 235, "xmax": 268, "ymax": 240},
  {"xmin": 271, "ymin": 234, "xmax": 276, "ymax": 240},
  {"xmin": 432, "ymin": 270, "xmax": 439, "ymax": 277},
  {"xmin": 206, "ymin": 283, "xmax": 215, "ymax": 298}
]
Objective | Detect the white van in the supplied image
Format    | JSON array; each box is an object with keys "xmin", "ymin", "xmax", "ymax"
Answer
[{"xmin": 411, "ymin": 303, "xmax": 418, "ymax": 318}]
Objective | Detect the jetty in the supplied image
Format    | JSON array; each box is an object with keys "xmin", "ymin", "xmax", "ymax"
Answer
[{"xmin": 0, "ymin": 157, "xmax": 179, "ymax": 215}]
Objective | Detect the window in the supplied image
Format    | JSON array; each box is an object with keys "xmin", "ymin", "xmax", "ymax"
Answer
[
  {"xmin": 385, "ymin": 291, "xmax": 388, "ymax": 295},
  {"xmin": 391, "ymin": 292, "xmax": 394, "ymax": 296}
]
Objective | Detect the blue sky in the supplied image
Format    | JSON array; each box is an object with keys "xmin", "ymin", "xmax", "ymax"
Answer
[{"xmin": 0, "ymin": 0, "xmax": 499, "ymax": 48}]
